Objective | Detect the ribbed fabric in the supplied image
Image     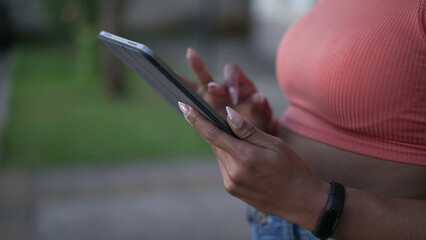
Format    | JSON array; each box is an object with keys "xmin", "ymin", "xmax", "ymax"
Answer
[{"xmin": 277, "ymin": 0, "xmax": 426, "ymax": 165}]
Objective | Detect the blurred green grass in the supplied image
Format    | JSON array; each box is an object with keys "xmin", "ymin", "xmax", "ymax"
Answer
[{"xmin": 1, "ymin": 43, "xmax": 210, "ymax": 169}]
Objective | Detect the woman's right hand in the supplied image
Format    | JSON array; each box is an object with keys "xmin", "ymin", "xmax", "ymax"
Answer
[{"xmin": 183, "ymin": 48, "xmax": 277, "ymax": 134}]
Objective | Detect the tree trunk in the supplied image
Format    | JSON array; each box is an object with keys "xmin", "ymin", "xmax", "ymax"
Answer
[{"xmin": 99, "ymin": 0, "xmax": 126, "ymax": 96}]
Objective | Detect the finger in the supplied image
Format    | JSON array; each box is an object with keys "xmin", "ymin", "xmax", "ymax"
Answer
[
  {"xmin": 224, "ymin": 64, "xmax": 257, "ymax": 105},
  {"xmin": 249, "ymin": 92, "xmax": 274, "ymax": 133},
  {"xmin": 186, "ymin": 48, "xmax": 214, "ymax": 89},
  {"xmin": 214, "ymin": 149, "xmax": 232, "ymax": 185},
  {"xmin": 178, "ymin": 73, "xmax": 199, "ymax": 91},
  {"xmin": 213, "ymin": 147, "xmax": 240, "ymax": 177},
  {"xmin": 224, "ymin": 64, "xmax": 240, "ymax": 105},
  {"xmin": 268, "ymin": 119, "xmax": 279, "ymax": 136},
  {"xmin": 178, "ymin": 102, "xmax": 244, "ymax": 157},
  {"xmin": 217, "ymin": 157, "xmax": 235, "ymax": 194},
  {"xmin": 225, "ymin": 106, "xmax": 275, "ymax": 147},
  {"xmin": 251, "ymin": 92, "xmax": 272, "ymax": 121},
  {"xmin": 207, "ymin": 82, "xmax": 228, "ymax": 98}
]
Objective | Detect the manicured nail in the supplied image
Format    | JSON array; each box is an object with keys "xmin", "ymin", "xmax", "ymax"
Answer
[
  {"xmin": 186, "ymin": 48, "xmax": 195, "ymax": 59},
  {"xmin": 226, "ymin": 106, "xmax": 244, "ymax": 128},
  {"xmin": 178, "ymin": 102, "xmax": 190, "ymax": 115},
  {"xmin": 224, "ymin": 64, "xmax": 233, "ymax": 78},
  {"xmin": 207, "ymin": 82, "xmax": 219, "ymax": 92},
  {"xmin": 187, "ymin": 48, "xmax": 203, "ymax": 71},
  {"xmin": 208, "ymin": 82, "xmax": 219, "ymax": 88},
  {"xmin": 229, "ymin": 87, "xmax": 238, "ymax": 105},
  {"xmin": 254, "ymin": 92, "xmax": 265, "ymax": 104},
  {"xmin": 178, "ymin": 102, "xmax": 192, "ymax": 124}
]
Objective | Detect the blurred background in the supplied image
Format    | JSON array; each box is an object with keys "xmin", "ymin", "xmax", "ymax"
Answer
[{"xmin": 0, "ymin": 0, "xmax": 315, "ymax": 239}]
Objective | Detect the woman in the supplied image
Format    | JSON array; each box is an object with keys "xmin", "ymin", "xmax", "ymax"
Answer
[{"xmin": 180, "ymin": 0, "xmax": 426, "ymax": 239}]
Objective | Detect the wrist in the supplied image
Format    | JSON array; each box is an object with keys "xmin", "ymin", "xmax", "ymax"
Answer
[
  {"xmin": 278, "ymin": 176, "xmax": 329, "ymax": 231},
  {"xmin": 312, "ymin": 182, "xmax": 346, "ymax": 239}
]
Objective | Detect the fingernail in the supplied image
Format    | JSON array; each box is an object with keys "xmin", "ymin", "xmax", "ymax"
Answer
[
  {"xmin": 178, "ymin": 102, "xmax": 192, "ymax": 124},
  {"xmin": 187, "ymin": 48, "xmax": 203, "ymax": 71},
  {"xmin": 208, "ymin": 82, "xmax": 220, "ymax": 88},
  {"xmin": 224, "ymin": 64, "xmax": 233, "ymax": 78},
  {"xmin": 207, "ymin": 82, "xmax": 219, "ymax": 91},
  {"xmin": 226, "ymin": 106, "xmax": 244, "ymax": 128},
  {"xmin": 178, "ymin": 102, "xmax": 190, "ymax": 115},
  {"xmin": 255, "ymin": 92, "xmax": 265, "ymax": 104},
  {"xmin": 229, "ymin": 87, "xmax": 238, "ymax": 105},
  {"xmin": 186, "ymin": 48, "xmax": 195, "ymax": 59}
]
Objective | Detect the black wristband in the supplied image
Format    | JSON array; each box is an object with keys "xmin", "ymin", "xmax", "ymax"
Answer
[{"xmin": 312, "ymin": 182, "xmax": 345, "ymax": 240}]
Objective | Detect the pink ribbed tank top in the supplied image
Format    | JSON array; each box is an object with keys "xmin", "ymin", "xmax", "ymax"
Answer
[{"xmin": 277, "ymin": 0, "xmax": 426, "ymax": 165}]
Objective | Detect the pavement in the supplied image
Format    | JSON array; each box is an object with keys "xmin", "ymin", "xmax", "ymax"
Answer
[
  {"xmin": 33, "ymin": 158, "xmax": 250, "ymax": 240},
  {"xmin": 0, "ymin": 158, "xmax": 251, "ymax": 240},
  {"xmin": 0, "ymin": 170, "xmax": 33, "ymax": 240},
  {"xmin": 0, "ymin": 36, "xmax": 288, "ymax": 240}
]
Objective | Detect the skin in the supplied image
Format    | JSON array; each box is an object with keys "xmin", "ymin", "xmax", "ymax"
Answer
[{"xmin": 182, "ymin": 49, "xmax": 426, "ymax": 240}]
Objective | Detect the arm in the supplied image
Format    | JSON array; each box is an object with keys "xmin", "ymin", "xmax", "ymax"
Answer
[
  {"xmin": 332, "ymin": 187, "xmax": 426, "ymax": 240},
  {"xmin": 178, "ymin": 102, "xmax": 426, "ymax": 240}
]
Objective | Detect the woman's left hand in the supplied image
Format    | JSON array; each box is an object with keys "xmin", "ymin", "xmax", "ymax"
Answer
[{"xmin": 178, "ymin": 102, "xmax": 328, "ymax": 228}]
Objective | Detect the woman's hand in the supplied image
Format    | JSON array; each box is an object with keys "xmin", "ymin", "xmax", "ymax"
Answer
[
  {"xmin": 178, "ymin": 102, "xmax": 329, "ymax": 229},
  {"xmin": 183, "ymin": 48, "xmax": 277, "ymax": 134}
]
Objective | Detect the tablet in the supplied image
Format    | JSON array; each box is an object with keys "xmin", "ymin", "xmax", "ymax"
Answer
[{"xmin": 97, "ymin": 31, "xmax": 237, "ymax": 137}]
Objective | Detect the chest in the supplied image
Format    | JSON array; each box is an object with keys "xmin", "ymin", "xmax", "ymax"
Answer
[{"xmin": 277, "ymin": 0, "xmax": 426, "ymax": 133}]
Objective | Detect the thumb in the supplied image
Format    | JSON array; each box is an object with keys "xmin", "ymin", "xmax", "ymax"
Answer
[{"xmin": 225, "ymin": 106, "xmax": 271, "ymax": 145}]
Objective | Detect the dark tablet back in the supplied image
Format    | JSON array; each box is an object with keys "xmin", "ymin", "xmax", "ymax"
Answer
[{"xmin": 98, "ymin": 31, "xmax": 236, "ymax": 137}]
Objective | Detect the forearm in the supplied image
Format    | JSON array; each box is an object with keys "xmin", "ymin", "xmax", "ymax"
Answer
[
  {"xmin": 274, "ymin": 125, "xmax": 426, "ymax": 239},
  {"xmin": 333, "ymin": 187, "xmax": 426, "ymax": 240},
  {"xmin": 285, "ymin": 179, "xmax": 426, "ymax": 240}
]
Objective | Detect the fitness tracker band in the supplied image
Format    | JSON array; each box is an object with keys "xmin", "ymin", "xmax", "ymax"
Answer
[{"xmin": 312, "ymin": 182, "xmax": 345, "ymax": 240}]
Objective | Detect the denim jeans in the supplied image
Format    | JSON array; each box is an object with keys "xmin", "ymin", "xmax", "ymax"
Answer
[{"xmin": 247, "ymin": 206, "xmax": 336, "ymax": 240}]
